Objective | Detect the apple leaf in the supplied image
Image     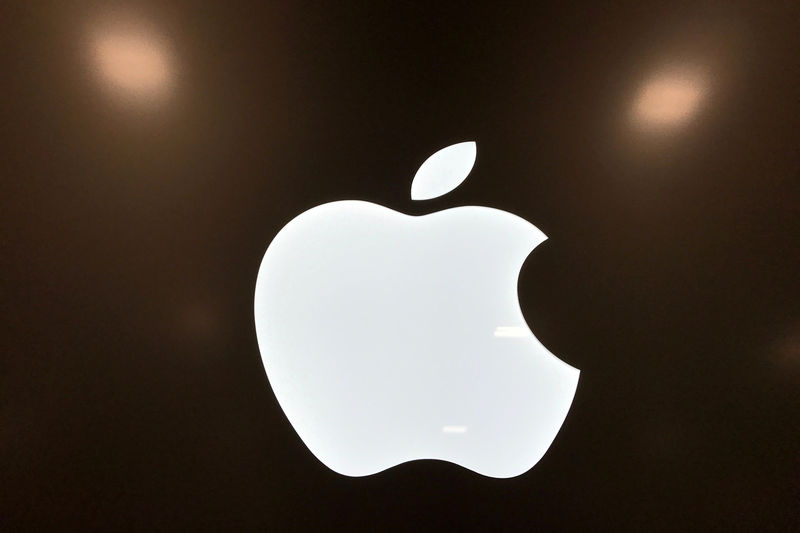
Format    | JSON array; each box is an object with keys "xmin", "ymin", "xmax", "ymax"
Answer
[{"xmin": 411, "ymin": 141, "xmax": 476, "ymax": 200}]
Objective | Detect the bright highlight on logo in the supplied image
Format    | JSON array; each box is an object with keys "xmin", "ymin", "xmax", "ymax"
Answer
[
  {"xmin": 254, "ymin": 142, "xmax": 579, "ymax": 478},
  {"xmin": 494, "ymin": 326, "xmax": 532, "ymax": 338}
]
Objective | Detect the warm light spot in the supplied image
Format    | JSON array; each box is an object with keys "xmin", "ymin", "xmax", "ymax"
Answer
[
  {"xmin": 91, "ymin": 29, "xmax": 172, "ymax": 98},
  {"xmin": 178, "ymin": 302, "xmax": 221, "ymax": 341},
  {"xmin": 632, "ymin": 70, "xmax": 707, "ymax": 128}
]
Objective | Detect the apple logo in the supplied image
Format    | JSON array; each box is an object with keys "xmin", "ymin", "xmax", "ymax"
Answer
[{"xmin": 254, "ymin": 142, "xmax": 579, "ymax": 478}]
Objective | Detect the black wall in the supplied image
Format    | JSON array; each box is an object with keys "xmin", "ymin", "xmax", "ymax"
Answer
[{"xmin": 2, "ymin": 2, "xmax": 798, "ymax": 531}]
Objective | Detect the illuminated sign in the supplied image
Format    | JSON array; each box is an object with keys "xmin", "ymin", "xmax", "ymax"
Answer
[{"xmin": 254, "ymin": 142, "xmax": 579, "ymax": 478}]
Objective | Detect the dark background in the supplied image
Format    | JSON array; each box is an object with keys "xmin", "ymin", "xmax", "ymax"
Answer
[{"xmin": 2, "ymin": 1, "xmax": 798, "ymax": 530}]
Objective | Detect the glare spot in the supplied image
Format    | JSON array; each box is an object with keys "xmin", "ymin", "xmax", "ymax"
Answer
[
  {"xmin": 771, "ymin": 318, "xmax": 800, "ymax": 379},
  {"xmin": 178, "ymin": 302, "xmax": 220, "ymax": 342},
  {"xmin": 442, "ymin": 426, "xmax": 468, "ymax": 434},
  {"xmin": 91, "ymin": 28, "xmax": 173, "ymax": 99},
  {"xmin": 494, "ymin": 326, "xmax": 531, "ymax": 338},
  {"xmin": 632, "ymin": 69, "xmax": 707, "ymax": 128}
]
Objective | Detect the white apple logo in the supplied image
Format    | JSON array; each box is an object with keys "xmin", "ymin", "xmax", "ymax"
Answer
[{"xmin": 254, "ymin": 142, "xmax": 579, "ymax": 478}]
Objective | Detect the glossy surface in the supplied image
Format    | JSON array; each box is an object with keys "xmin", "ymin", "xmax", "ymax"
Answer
[{"xmin": 3, "ymin": 1, "xmax": 798, "ymax": 530}]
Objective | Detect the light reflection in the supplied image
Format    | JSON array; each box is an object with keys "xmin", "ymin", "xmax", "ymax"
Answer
[
  {"xmin": 772, "ymin": 319, "xmax": 800, "ymax": 378},
  {"xmin": 178, "ymin": 302, "xmax": 220, "ymax": 342},
  {"xmin": 442, "ymin": 426, "xmax": 468, "ymax": 434},
  {"xmin": 632, "ymin": 69, "xmax": 707, "ymax": 128},
  {"xmin": 90, "ymin": 25, "xmax": 173, "ymax": 99},
  {"xmin": 494, "ymin": 326, "xmax": 531, "ymax": 338}
]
